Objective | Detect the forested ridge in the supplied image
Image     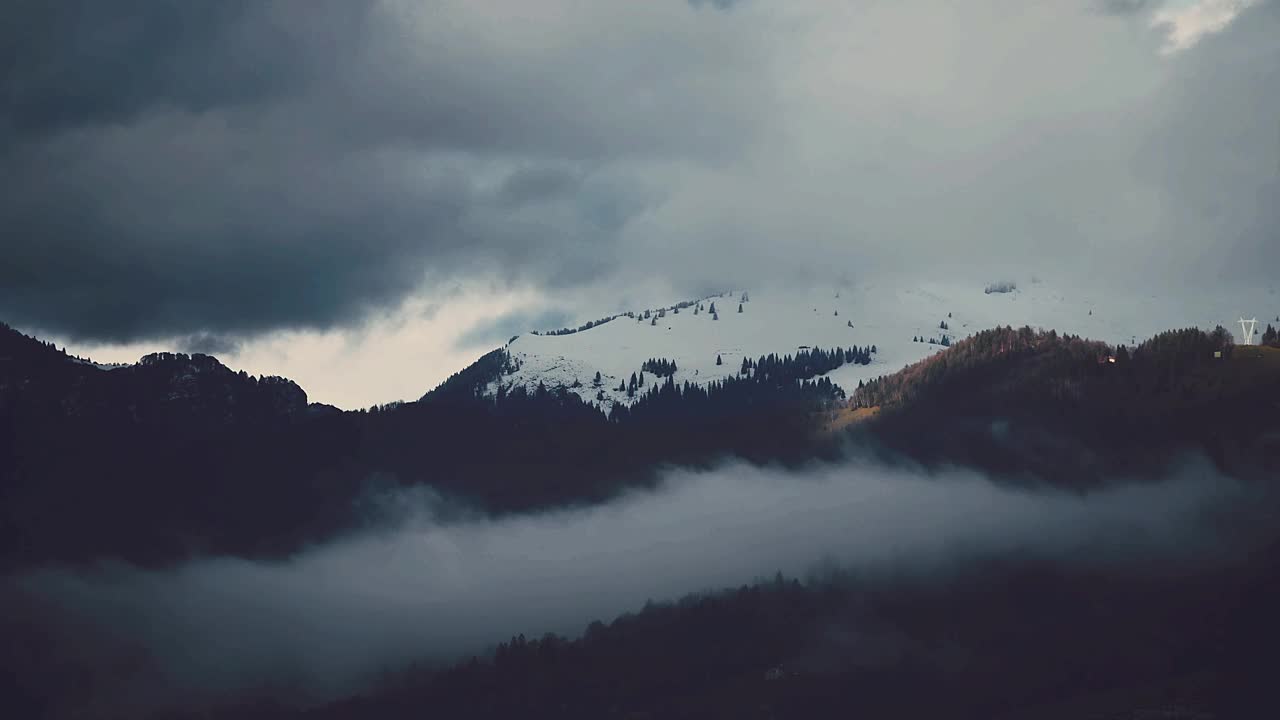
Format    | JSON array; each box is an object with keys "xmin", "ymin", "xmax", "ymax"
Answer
[
  {"xmin": 0, "ymin": 325, "xmax": 849, "ymax": 569},
  {"xmin": 149, "ymin": 546, "xmax": 1280, "ymax": 720},
  {"xmin": 850, "ymin": 325, "xmax": 1279, "ymax": 486},
  {"xmin": 3, "ymin": 321, "xmax": 1277, "ymax": 570}
]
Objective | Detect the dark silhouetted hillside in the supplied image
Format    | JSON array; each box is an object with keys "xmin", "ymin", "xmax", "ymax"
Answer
[
  {"xmin": 148, "ymin": 543, "xmax": 1280, "ymax": 720},
  {"xmin": 4, "ymin": 320, "xmax": 1277, "ymax": 571},
  {"xmin": 0, "ymin": 324, "xmax": 845, "ymax": 570},
  {"xmin": 849, "ymin": 325, "xmax": 1279, "ymax": 485}
]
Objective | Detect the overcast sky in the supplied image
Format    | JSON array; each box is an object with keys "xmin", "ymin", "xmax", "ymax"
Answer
[{"xmin": 3, "ymin": 0, "xmax": 1277, "ymax": 408}]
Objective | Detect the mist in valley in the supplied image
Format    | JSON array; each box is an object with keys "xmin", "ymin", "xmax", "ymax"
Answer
[{"xmin": 3, "ymin": 452, "xmax": 1267, "ymax": 717}]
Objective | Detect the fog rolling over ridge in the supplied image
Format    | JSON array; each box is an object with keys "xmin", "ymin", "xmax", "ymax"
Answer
[{"xmin": 3, "ymin": 453, "xmax": 1263, "ymax": 717}]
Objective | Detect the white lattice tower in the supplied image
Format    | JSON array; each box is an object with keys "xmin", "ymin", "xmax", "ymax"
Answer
[{"xmin": 1238, "ymin": 317, "xmax": 1258, "ymax": 345}]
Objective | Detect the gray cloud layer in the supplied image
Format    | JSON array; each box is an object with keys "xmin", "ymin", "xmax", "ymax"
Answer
[
  {"xmin": 2, "ymin": 0, "xmax": 1276, "ymax": 344},
  {"xmin": 2, "ymin": 455, "xmax": 1260, "ymax": 717},
  {"xmin": 1, "ymin": 1, "xmax": 757, "ymax": 342}
]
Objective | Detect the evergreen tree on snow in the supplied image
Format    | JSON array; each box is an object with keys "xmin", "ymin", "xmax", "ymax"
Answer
[
  {"xmin": 738, "ymin": 303, "xmax": 743, "ymax": 313},
  {"xmin": 716, "ymin": 354, "xmax": 723, "ymax": 366}
]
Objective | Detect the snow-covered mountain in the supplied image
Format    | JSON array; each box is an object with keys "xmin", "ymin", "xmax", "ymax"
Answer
[{"xmin": 485, "ymin": 278, "xmax": 1279, "ymax": 411}]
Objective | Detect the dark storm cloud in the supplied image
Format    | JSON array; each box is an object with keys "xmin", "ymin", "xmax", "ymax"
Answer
[
  {"xmin": 4, "ymin": 0, "xmax": 1276, "ymax": 347},
  {"xmin": 1, "ymin": 455, "xmax": 1264, "ymax": 718},
  {"xmin": 1, "ymin": 126, "xmax": 482, "ymax": 341},
  {"xmin": 0, "ymin": 0, "xmax": 361, "ymax": 140},
  {"xmin": 0, "ymin": 0, "xmax": 768, "ymax": 343}
]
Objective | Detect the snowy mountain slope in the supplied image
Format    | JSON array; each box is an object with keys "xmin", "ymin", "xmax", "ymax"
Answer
[{"xmin": 486, "ymin": 278, "xmax": 1279, "ymax": 411}]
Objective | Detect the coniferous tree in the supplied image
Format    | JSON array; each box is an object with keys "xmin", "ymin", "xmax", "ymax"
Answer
[
  {"xmin": 738, "ymin": 303, "xmax": 744, "ymax": 313},
  {"xmin": 1116, "ymin": 345, "xmax": 1131, "ymax": 365},
  {"xmin": 713, "ymin": 311, "xmax": 719, "ymax": 320},
  {"xmin": 709, "ymin": 302, "xmax": 717, "ymax": 314},
  {"xmin": 651, "ymin": 317, "xmax": 657, "ymax": 326},
  {"xmin": 716, "ymin": 354, "xmax": 723, "ymax": 366}
]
